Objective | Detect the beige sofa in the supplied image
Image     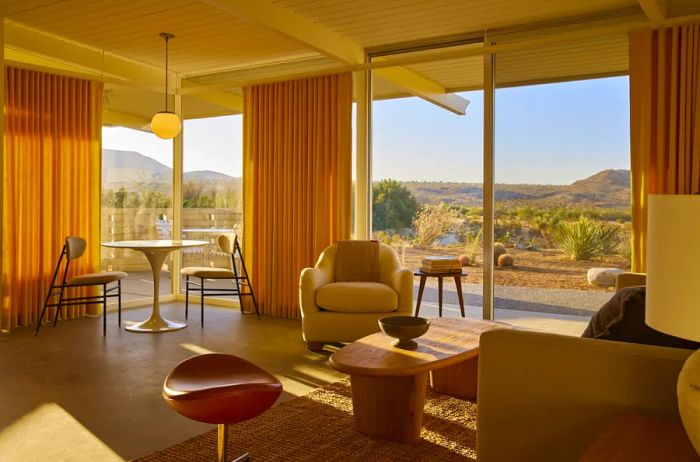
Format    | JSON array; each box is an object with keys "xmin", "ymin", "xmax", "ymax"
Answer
[
  {"xmin": 477, "ymin": 328, "xmax": 692, "ymax": 461},
  {"xmin": 299, "ymin": 243, "xmax": 413, "ymax": 349}
]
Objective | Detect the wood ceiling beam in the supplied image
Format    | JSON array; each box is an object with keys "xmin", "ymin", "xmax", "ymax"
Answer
[
  {"xmin": 181, "ymin": 80, "xmax": 243, "ymax": 112},
  {"xmin": 103, "ymin": 110, "xmax": 152, "ymax": 132},
  {"xmin": 638, "ymin": 0, "xmax": 667, "ymax": 22},
  {"xmin": 374, "ymin": 65, "xmax": 469, "ymax": 115},
  {"xmin": 4, "ymin": 19, "xmax": 242, "ymax": 117},
  {"xmin": 198, "ymin": 0, "xmax": 469, "ymax": 114},
  {"xmin": 4, "ymin": 19, "xmax": 167, "ymax": 90}
]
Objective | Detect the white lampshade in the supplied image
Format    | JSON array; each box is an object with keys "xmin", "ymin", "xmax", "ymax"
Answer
[
  {"xmin": 645, "ymin": 194, "xmax": 700, "ymax": 341},
  {"xmin": 151, "ymin": 111, "xmax": 181, "ymax": 139}
]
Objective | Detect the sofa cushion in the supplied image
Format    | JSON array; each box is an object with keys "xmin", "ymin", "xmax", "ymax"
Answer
[
  {"xmin": 334, "ymin": 240, "xmax": 380, "ymax": 282},
  {"xmin": 316, "ymin": 282, "xmax": 398, "ymax": 313},
  {"xmin": 582, "ymin": 286, "xmax": 700, "ymax": 349}
]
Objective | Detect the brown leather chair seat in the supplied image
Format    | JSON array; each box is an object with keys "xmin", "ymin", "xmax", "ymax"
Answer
[{"xmin": 163, "ymin": 353, "xmax": 282, "ymax": 425}]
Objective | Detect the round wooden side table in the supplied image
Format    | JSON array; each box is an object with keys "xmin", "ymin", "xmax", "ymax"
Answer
[{"xmin": 413, "ymin": 269, "xmax": 468, "ymax": 318}]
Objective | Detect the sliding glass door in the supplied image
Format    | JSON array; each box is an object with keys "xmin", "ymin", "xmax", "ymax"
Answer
[{"xmin": 101, "ymin": 127, "xmax": 173, "ymax": 301}]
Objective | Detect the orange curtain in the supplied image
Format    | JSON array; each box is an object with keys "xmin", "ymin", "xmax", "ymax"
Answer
[
  {"xmin": 2, "ymin": 67, "xmax": 102, "ymax": 331},
  {"xmin": 243, "ymin": 73, "xmax": 352, "ymax": 318},
  {"xmin": 629, "ymin": 23, "xmax": 700, "ymax": 272}
]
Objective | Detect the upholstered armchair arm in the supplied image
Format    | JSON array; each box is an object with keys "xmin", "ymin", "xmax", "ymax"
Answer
[
  {"xmin": 299, "ymin": 267, "xmax": 332, "ymax": 315},
  {"xmin": 391, "ymin": 268, "xmax": 414, "ymax": 314}
]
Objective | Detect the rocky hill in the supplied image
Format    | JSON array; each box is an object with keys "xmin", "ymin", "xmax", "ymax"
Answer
[
  {"xmin": 102, "ymin": 150, "xmax": 629, "ymax": 209},
  {"xmin": 102, "ymin": 149, "xmax": 241, "ymax": 190},
  {"xmin": 402, "ymin": 169, "xmax": 630, "ymax": 208}
]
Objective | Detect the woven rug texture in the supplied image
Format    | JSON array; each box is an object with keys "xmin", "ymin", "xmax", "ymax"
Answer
[{"xmin": 134, "ymin": 378, "xmax": 477, "ymax": 461}]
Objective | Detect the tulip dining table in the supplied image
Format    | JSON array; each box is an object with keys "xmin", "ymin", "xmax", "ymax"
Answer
[{"xmin": 102, "ymin": 239, "xmax": 208, "ymax": 333}]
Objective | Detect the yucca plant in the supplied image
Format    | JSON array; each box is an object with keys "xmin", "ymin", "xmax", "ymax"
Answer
[{"xmin": 554, "ymin": 217, "xmax": 620, "ymax": 260}]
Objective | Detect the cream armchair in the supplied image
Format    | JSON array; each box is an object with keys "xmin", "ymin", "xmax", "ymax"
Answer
[{"xmin": 299, "ymin": 243, "xmax": 413, "ymax": 349}]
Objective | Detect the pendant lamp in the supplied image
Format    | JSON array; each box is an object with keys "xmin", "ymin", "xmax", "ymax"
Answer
[{"xmin": 151, "ymin": 33, "xmax": 181, "ymax": 139}]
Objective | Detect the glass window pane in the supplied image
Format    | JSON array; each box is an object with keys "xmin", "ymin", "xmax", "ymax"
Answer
[
  {"xmin": 101, "ymin": 127, "xmax": 173, "ymax": 301},
  {"xmin": 181, "ymin": 115, "xmax": 243, "ymax": 298},
  {"xmin": 493, "ymin": 76, "xmax": 631, "ymax": 335},
  {"xmin": 371, "ymin": 51, "xmax": 484, "ymax": 320}
]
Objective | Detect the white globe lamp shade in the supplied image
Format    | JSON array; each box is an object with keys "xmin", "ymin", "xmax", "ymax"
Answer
[{"xmin": 151, "ymin": 111, "xmax": 181, "ymax": 139}]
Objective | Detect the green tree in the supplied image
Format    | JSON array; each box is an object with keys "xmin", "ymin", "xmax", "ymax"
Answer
[
  {"xmin": 372, "ymin": 179, "xmax": 419, "ymax": 231},
  {"xmin": 113, "ymin": 187, "xmax": 127, "ymax": 208}
]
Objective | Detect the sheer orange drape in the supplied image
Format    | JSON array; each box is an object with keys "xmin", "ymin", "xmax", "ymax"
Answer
[
  {"xmin": 2, "ymin": 67, "xmax": 102, "ymax": 331},
  {"xmin": 629, "ymin": 23, "xmax": 700, "ymax": 272},
  {"xmin": 243, "ymin": 73, "xmax": 352, "ymax": 318}
]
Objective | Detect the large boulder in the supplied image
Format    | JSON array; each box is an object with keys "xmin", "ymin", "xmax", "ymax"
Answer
[{"xmin": 587, "ymin": 268, "xmax": 624, "ymax": 288}]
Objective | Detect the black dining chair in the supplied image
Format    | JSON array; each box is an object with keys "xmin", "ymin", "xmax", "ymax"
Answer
[
  {"xmin": 181, "ymin": 233, "xmax": 259, "ymax": 325},
  {"xmin": 35, "ymin": 236, "xmax": 126, "ymax": 336}
]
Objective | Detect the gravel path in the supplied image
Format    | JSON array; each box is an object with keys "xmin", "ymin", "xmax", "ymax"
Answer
[{"xmin": 414, "ymin": 280, "xmax": 613, "ymax": 317}]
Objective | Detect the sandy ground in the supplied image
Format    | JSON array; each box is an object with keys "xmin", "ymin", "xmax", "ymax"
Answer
[{"xmin": 396, "ymin": 245, "xmax": 630, "ymax": 291}]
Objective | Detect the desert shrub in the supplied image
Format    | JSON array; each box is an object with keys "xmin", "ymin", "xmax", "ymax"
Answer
[
  {"xmin": 463, "ymin": 225, "xmax": 483, "ymax": 265},
  {"xmin": 373, "ymin": 230, "xmax": 394, "ymax": 245},
  {"xmin": 533, "ymin": 214, "xmax": 561, "ymax": 248},
  {"xmin": 412, "ymin": 203, "xmax": 459, "ymax": 248},
  {"xmin": 617, "ymin": 226, "xmax": 632, "ymax": 265},
  {"xmin": 554, "ymin": 217, "xmax": 620, "ymax": 260},
  {"xmin": 373, "ymin": 179, "xmax": 420, "ymax": 231}
]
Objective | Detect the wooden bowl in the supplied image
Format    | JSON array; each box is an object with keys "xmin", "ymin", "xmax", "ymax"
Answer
[{"xmin": 378, "ymin": 316, "xmax": 430, "ymax": 350}]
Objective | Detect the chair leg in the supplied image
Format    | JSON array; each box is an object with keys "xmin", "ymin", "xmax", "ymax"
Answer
[
  {"xmin": 185, "ymin": 276, "xmax": 189, "ymax": 320},
  {"xmin": 249, "ymin": 285, "xmax": 260, "ymax": 321},
  {"xmin": 118, "ymin": 280, "xmax": 122, "ymax": 327},
  {"xmin": 52, "ymin": 289, "xmax": 66, "ymax": 328},
  {"xmin": 230, "ymin": 255, "xmax": 244, "ymax": 314},
  {"xmin": 216, "ymin": 424, "xmax": 249, "ymax": 462},
  {"xmin": 236, "ymin": 245, "xmax": 260, "ymax": 320},
  {"xmin": 103, "ymin": 284, "xmax": 107, "ymax": 337},
  {"xmin": 35, "ymin": 291, "xmax": 54, "ymax": 336},
  {"xmin": 200, "ymin": 278, "xmax": 205, "ymax": 327}
]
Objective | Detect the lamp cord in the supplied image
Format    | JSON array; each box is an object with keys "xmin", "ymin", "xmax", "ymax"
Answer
[{"xmin": 164, "ymin": 35, "xmax": 169, "ymax": 112}]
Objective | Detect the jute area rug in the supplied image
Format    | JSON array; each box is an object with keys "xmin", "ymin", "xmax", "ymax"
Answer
[{"xmin": 134, "ymin": 379, "xmax": 477, "ymax": 461}]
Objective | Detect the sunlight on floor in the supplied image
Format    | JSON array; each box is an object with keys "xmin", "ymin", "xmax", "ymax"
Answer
[
  {"xmin": 0, "ymin": 403, "xmax": 122, "ymax": 462},
  {"xmin": 179, "ymin": 342, "xmax": 217, "ymax": 355}
]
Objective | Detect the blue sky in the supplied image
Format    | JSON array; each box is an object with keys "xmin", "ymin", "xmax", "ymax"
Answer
[
  {"xmin": 103, "ymin": 76, "xmax": 630, "ymax": 185},
  {"xmin": 373, "ymin": 76, "xmax": 630, "ymax": 184}
]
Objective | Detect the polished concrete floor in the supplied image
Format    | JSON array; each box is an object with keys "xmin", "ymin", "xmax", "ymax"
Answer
[
  {"xmin": 0, "ymin": 303, "xmax": 345, "ymax": 461},
  {"xmin": 0, "ymin": 301, "xmax": 587, "ymax": 461}
]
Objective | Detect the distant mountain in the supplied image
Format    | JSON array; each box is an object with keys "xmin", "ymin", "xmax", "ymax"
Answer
[
  {"xmin": 102, "ymin": 149, "xmax": 240, "ymax": 189},
  {"xmin": 184, "ymin": 170, "xmax": 240, "ymax": 187},
  {"xmin": 103, "ymin": 149, "xmax": 171, "ymax": 186},
  {"xmin": 402, "ymin": 169, "xmax": 631, "ymax": 208},
  {"xmin": 103, "ymin": 149, "xmax": 630, "ymax": 209}
]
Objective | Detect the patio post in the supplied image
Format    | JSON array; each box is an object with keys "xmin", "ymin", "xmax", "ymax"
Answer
[
  {"xmin": 482, "ymin": 39, "xmax": 495, "ymax": 321},
  {"xmin": 0, "ymin": 17, "xmax": 4, "ymax": 324},
  {"xmin": 172, "ymin": 75, "xmax": 184, "ymax": 296},
  {"xmin": 354, "ymin": 68, "xmax": 372, "ymax": 239}
]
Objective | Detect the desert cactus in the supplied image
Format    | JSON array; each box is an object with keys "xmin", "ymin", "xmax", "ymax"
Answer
[
  {"xmin": 494, "ymin": 243, "xmax": 507, "ymax": 263},
  {"xmin": 498, "ymin": 254, "xmax": 514, "ymax": 268}
]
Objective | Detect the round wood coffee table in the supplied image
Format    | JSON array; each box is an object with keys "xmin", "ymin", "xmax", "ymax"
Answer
[{"xmin": 329, "ymin": 317, "xmax": 509, "ymax": 443}]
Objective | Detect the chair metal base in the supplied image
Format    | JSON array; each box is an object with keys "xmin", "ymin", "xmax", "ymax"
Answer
[{"xmin": 218, "ymin": 423, "xmax": 250, "ymax": 462}]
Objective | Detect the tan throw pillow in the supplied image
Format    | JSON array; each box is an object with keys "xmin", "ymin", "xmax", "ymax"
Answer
[{"xmin": 334, "ymin": 240, "xmax": 380, "ymax": 282}]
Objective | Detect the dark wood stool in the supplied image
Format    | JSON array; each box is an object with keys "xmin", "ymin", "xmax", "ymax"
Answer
[{"xmin": 414, "ymin": 269, "xmax": 468, "ymax": 318}]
